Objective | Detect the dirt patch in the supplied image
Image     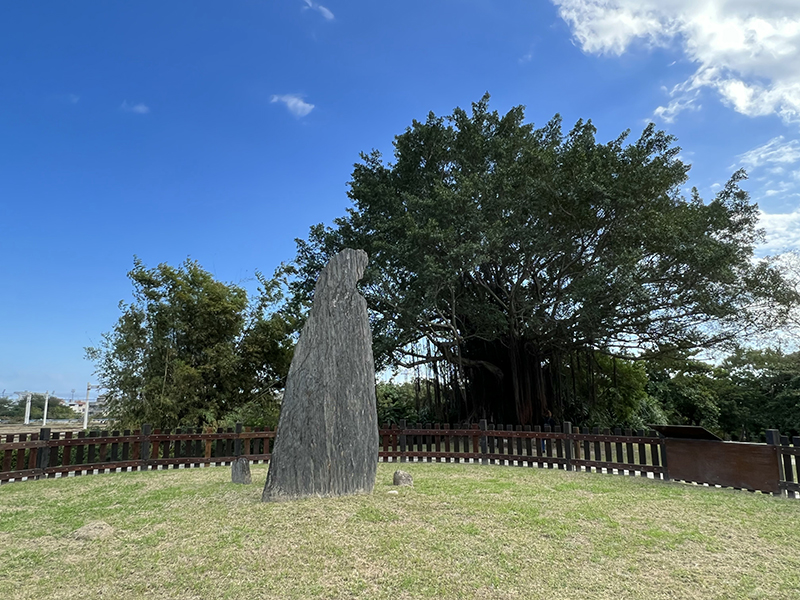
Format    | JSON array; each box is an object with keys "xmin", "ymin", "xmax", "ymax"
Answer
[{"xmin": 73, "ymin": 521, "xmax": 114, "ymax": 540}]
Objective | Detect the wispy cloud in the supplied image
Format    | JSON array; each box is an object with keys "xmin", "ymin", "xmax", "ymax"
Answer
[
  {"xmin": 551, "ymin": 0, "xmax": 800, "ymax": 125},
  {"xmin": 120, "ymin": 100, "xmax": 150, "ymax": 114},
  {"xmin": 68, "ymin": 94, "xmax": 79, "ymax": 104},
  {"xmin": 736, "ymin": 137, "xmax": 800, "ymax": 170},
  {"xmin": 652, "ymin": 89, "xmax": 701, "ymax": 123},
  {"xmin": 519, "ymin": 45, "xmax": 535, "ymax": 64},
  {"xmin": 303, "ymin": 0, "xmax": 334, "ymax": 21},
  {"xmin": 271, "ymin": 94, "xmax": 315, "ymax": 118},
  {"xmin": 734, "ymin": 137, "xmax": 800, "ymax": 208}
]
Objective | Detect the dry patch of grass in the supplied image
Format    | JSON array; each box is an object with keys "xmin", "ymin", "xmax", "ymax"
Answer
[{"xmin": 1, "ymin": 462, "xmax": 798, "ymax": 599}]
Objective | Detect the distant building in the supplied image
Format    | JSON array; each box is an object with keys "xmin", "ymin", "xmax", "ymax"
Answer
[
  {"xmin": 88, "ymin": 395, "xmax": 107, "ymax": 417},
  {"xmin": 67, "ymin": 400, "xmax": 86, "ymax": 415}
]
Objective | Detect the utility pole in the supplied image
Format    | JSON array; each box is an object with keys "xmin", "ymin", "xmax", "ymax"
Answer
[
  {"xmin": 84, "ymin": 383, "xmax": 91, "ymax": 429},
  {"xmin": 42, "ymin": 391, "xmax": 51, "ymax": 426},
  {"xmin": 84, "ymin": 383, "xmax": 101, "ymax": 429},
  {"xmin": 24, "ymin": 392, "xmax": 32, "ymax": 425}
]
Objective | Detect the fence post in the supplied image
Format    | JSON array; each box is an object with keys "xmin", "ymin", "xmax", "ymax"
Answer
[
  {"xmin": 234, "ymin": 422, "xmax": 243, "ymax": 457},
  {"xmin": 780, "ymin": 435, "xmax": 796, "ymax": 499},
  {"xmin": 399, "ymin": 419, "xmax": 407, "ymax": 463},
  {"xmin": 766, "ymin": 428, "xmax": 785, "ymax": 497},
  {"xmin": 659, "ymin": 433, "xmax": 670, "ymax": 481},
  {"xmin": 479, "ymin": 419, "xmax": 488, "ymax": 465},
  {"xmin": 563, "ymin": 422, "xmax": 573, "ymax": 471},
  {"xmin": 141, "ymin": 424, "xmax": 151, "ymax": 471},
  {"xmin": 36, "ymin": 428, "xmax": 51, "ymax": 478}
]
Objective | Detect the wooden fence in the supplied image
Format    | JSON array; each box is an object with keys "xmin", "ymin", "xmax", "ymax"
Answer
[
  {"xmin": 1, "ymin": 420, "xmax": 798, "ymax": 497},
  {"xmin": 0, "ymin": 423, "xmax": 276, "ymax": 483}
]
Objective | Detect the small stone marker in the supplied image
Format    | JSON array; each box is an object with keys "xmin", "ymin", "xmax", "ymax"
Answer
[
  {"xmin": 231, "ymin": 456, "xmax": 252, "ymax": 484},
  {"xmin": 393, "ymin": 470, "xmax": 413, "ymax": 486},
  {"xmin": 262, "ymin": 248, "xmax": 379, "ymax": 502}
]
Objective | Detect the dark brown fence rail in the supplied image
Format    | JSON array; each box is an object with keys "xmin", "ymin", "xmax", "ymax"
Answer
[
  {"xmin": 2, "ymin": 420, "xmax": 797, "ymax": 497},
  {"xmin": 0, "ymin": 423, "xmax": 276, "ymax": 483}
]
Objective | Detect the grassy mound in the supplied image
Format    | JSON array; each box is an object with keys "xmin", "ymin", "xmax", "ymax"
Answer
[{"xmin": 1, "ymin": 463, "xmax": 798, "ymax": 599}]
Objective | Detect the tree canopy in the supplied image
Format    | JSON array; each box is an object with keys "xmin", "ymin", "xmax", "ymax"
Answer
[
  {"xmin": 86, "ymin": 258, "xmax": 294, "ymax": 429},
  {"xmin": 291, "ymin": 95, "xmax": 795, "ymax": 426}
]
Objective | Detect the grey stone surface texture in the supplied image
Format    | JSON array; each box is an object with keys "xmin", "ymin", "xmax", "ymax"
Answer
[
  {"xmin": 393, "ymin": 470, "xmax": 413, "ymax": 486},
  {"xmin": 262, "ymin": 248, "xmax": 379, "ymax": 502},
  {"xmin": 231, "ymin": 456, "xmax": 252, "ymax": 484}
]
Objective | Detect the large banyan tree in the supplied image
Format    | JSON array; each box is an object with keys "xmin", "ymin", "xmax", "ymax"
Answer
[{"xmin": 290, "ymin": 95, "xmax": 794, "ymax": 426}]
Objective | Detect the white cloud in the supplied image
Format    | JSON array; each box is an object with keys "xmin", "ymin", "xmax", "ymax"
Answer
[
  {"xmin": 303, "ymin": 0, "xmax": 334, "ymax": 20},
  {"xmin": 758, "ymin": 208, "xmax": 800, "ymax": 253},
  {"xmin": 735, "ymin": 137, "xmax": 800, "ymax": 206},
  {"xmin": 271, "ymin": 94, "xmax": 315, "ymax": 117},
  {"xmin": 120, "ymin": 100, "xmax": 150, "ymax": 114},
  {"xmin": 652, "ymin": 89, "xmax": 701, "ymax": 123},
  {"xmin": 737, "ymin": 136, "xmax": 800, "ymax": 170},
  {"xmin": 552, "ymin": 0, "xmax": 800, "ymax": 124}
]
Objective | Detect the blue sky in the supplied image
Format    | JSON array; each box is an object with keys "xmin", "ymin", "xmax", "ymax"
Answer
[{"xmin": 2, "ymin": 0, "xmax": 799, "ymax": 399}]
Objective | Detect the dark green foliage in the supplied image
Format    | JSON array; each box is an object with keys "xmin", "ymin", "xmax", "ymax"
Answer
[
  {"xmin": 647, "ymin": 361, "xmax": 722, "ymax": 432},
  {"xmin": 86, "ymin": 258, "xmax": 294, "ymax": 429},
  {"xmin": 292, "ymin": 94, "xmax": 795, "ymax": 425},
  {"xmin": 0, "ymin": 396, "xmax": 15, "ymax": 418},
  {"xmin": 716, "ymin": 349, "xmax": 800, "ymax": 439},
  {"xmin": 376, "ymin": 381, "xmax": 422, "ymax": 424},
  {"xmin": 563, "ymin": 353, "xmax": 667, "ymax": 430},
  {"xmin": 219, "ymin": 393, "xmax": 282, "ymax": 430},
  {"xmin": 0, "ymin": 394, "xmax": 75, "ymax": 420},
  {"xmin": 644, "ymin": 350, "xmax": 800, "ymax": 440}
]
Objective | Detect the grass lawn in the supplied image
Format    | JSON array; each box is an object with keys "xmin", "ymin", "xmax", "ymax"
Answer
[{"xmin": 1, "ymin": 462, "xmax": 798, "ymax": 599}]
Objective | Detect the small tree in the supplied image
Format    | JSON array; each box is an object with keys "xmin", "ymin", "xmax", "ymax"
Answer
[{"xmin": 86, "ymin": 258, "xmax": 294, "ymax": 429}]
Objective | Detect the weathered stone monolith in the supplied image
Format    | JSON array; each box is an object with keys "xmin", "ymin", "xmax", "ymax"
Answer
[{"xmin": 262, "ymin": 248, "xmax": 378, "ymax": 502}]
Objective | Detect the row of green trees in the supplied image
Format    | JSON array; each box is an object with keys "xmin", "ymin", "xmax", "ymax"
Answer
[
  {"xmin": 375, "ymin": 349, "xmax": 800, "ymax": 439},
  {"xmin": 87, "ymin": 95, "xmax": 800, "ymax": 438},
  {"xmin": 0, "ymin": 394, "xmax": 76, "ymax": 421}
]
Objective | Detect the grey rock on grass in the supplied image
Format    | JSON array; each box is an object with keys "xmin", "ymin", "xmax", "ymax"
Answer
[
  {"xmin": 231, "ymin": 457, "xmax": 252, "ymax": 484},
  {"xmin": 393, "ymin": 470, "xmax": 413, "ymax": 486},
  {"xmin": 262, "ymin": 248, "xmax": 379, "ymax": 502}
]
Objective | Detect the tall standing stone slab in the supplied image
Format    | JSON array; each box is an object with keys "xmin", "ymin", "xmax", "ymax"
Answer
[{"xmin": 262, "ymin": 248, "xmax": 379, "ymax": 502}]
